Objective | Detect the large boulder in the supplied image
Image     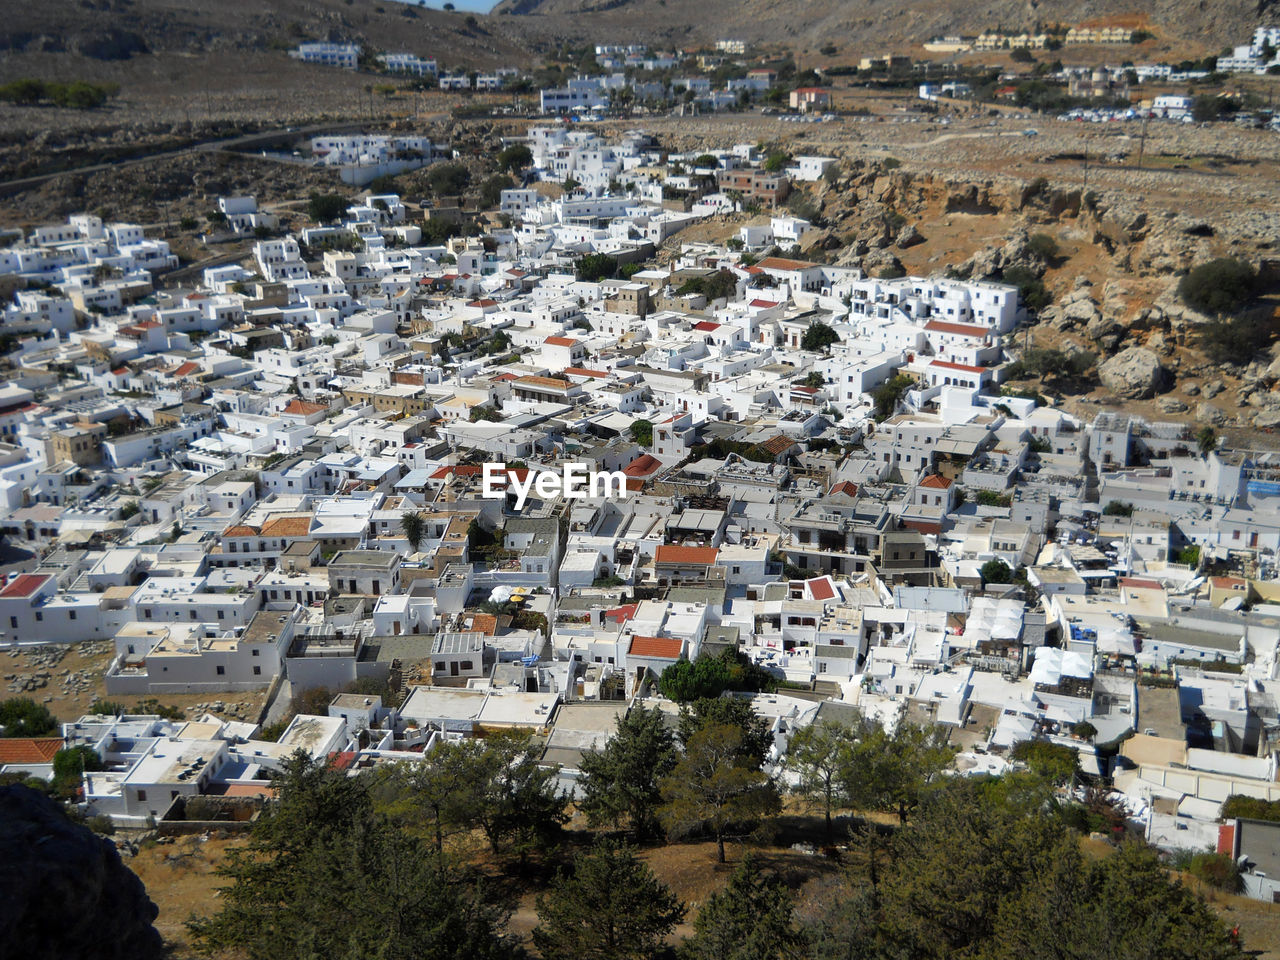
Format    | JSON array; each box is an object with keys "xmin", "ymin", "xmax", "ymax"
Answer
[
  {"xmin": 1196, "ymin": 403, "xmax": 1230, "ymax": 426},
  {"xmin": 0, "ymin": 785, "xmax": 163, "ymax": 960},
  {"xmin": 1099, "ymin": 347, "xmax": 1165, "ymax": 399}
]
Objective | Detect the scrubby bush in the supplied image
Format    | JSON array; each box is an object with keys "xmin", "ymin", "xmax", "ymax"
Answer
[{"xmin": 1179, "ymin": 258, "xmax": 1256, "ymax": 316}]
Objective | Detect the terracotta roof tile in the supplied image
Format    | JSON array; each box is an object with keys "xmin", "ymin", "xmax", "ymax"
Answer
[
  {"xmin": 628, "ymin": 635, "xmax": 684, "ymax": 659},
  {"xmin": 260, "ymin": 516, "xmax": 312, "ymax": 538},
  {"xmin": 0, "ymin": 738, "xmax": 62, "ymax": 764},
  {"xmin": 654, "ymin": 545, "xmax": 718, "ymax": 565}
]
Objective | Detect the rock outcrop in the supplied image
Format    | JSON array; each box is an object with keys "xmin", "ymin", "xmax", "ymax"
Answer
[
  {"xmin": 1099, "ymin": 347, "xmax": 1165, "ymax": 400},
  {"xmin": 0, "ymin": 785, "xmax": 164, "ymax": 960}
]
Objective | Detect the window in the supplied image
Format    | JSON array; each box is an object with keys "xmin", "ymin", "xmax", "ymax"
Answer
[
  {"xmin": 253, "ymin": 666, "xmax": 261, "ymax": 675},
  {"xmin": 190, "ymin": 610, "xmax": 197, "ymax": 620},
  {"xmin": 252, "ymin": 648, "xmax": 259, "ymax": 656},
  {"xmin": 460, "ymin": 660, "xmax": 473, "ymax": 671},
  {"xmin": 69, "ymin": 610, "xmax": 76, "ymax": 620},
  {"xmin": 216, "ymin": 665, "xmax": 225, "ymax": 675},
  {"xmin": 34, "ymin": 612, "xmax": 42, "ymax": 622},
  {"xmin": 8, "ymin": 617, "xmax": 15, "ymax": 629},
  {"xmin": 137, "ymin": 790, "xmax": 147, "ymax": 802}
]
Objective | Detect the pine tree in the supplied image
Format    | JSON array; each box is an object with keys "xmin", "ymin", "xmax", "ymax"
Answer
[
  {"xmin": 533, "ymin": 840, "xmax": 684, "ymax": 960},
  {"xmin": 683, "ymin": 855, "xmax": 806, "ymax": 960},
  {"xmin": 579, "ymin": 705, "xmax": 677, "ymax": 840}
]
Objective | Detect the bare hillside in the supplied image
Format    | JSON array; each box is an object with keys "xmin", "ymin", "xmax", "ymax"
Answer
[{"xmin": 492, "ymin": 0, "xmax": 1274, "ymax": 51}]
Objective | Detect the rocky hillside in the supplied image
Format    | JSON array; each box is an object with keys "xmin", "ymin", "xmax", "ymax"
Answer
[
  {"xmin": 0, "ymin": 0, "xmax": 529, "ymax": 73},
  {"xmin": 493, "ymin": 0, "xmax": 1274, "ymax": 50},
  {"xmin": 786, "ymin": 159, "xmax": 1280, "ymax": 434}
]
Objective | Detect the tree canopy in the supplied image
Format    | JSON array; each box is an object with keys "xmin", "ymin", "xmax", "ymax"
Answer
[
  {"xmin": 800, "ymin": 322, "xmax": 840, "ymax": 352},
  {"xmin": 0, "ymin": 698, "xmax": 57, "ymax": 737},
  {"xmin": 660, "ymin": 721, "xmax": 780, "ymax": 862},
  {"xmin": 306, "ymin": 193, "xmax": 348, "ymax": 225},
  {"xmin": 659, "ymin": 651, "xmax": 777, "ymax": 703},
  {"xmin": 533, "ymin": 840, "xmax": 684, "ymax": 960},
  {"xmin": 188, "ymin": 752, "xmax": 516, "ymax": 960},
  {"xmin": 578, "ymin": 705, "xmax": 677, "ymax": 840},
  {"xmin": 684, "ymin": 855, "xmax": 805, "ymax": 960}
]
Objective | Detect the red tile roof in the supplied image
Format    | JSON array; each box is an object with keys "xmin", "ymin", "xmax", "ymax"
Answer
[
  {"xmin": 467, "ymin": 298, "xmax": 498, "ymax": 307},
  {"xmin": 283, "ymin": 399, "xmax": 327, "ymax": 416},
  {"xmin": 924, "ymin": 320, "xmax": 990, "ymax": 337},
  {"xmin": 171, "ymin": 362, "xmax": 200, "ymax": 378},
  {"xmin": 749, "ymin": 299, "xmax": 779, "ymax": 308},
  {"xmin": 624, "ymin": 455, "xmax": 665, "ymax": 478},
  {"xmin": 806, "ymin": 576, "xmax": 836, "ymax": 601},
  {"xmin": 604, "ymin": 603, "xmax": 638, "ymax": 623},
  {"xmin": 222, "ymin": 525, "xmax": 259, "ymax": 538},
  {"xmin": 829, "ymin": 480, "xmax": 858, "ymax": 497},
  {"xmin": 692, "ymin": 321, "xmax": 721, "ymax": 331},
  {"xmin": 760, "ymin": 435, "xmax": 797, "ymax": 456},
  {"xmin": 654, "ymin": 545, "xmax": 718, "ymax": 566},
  {"xmin": 756, "ymin": 256, "xmax": 818, "ymax": 271},
  {"xmin": 0, "ymin": 738, "xmax": 62, "ymax": 764},
  {"xmin": 920, "ymin": 474, "xmax": 953, "ymax": 489},
  {"xmin": 1211, "ymin": 576, "xmax": 1247, "ymax": 588},
  {"xmin": 628, "ymin": 635, "xmax": 684, "ymax": 659},
  {"xmin": 563, "ymin": 366, "xmax": 609, "ymax": 379},
  {"xmin": 930, "ymin": 359, "xmax": 986, "ymax": 374},
  {"xmin": 260, "ymin": 516, "xmax": 312, "ymax": 538},
  {"xmin": 623, "ymin": 454, "xmax": 663, "ymax": 477},
  {"xmin": 544, "ymin": 336, "xmax": 578, "ymax": 347},
  {"xmin": 429, "ymin": 465, "xmax": 483, "ymax": 480},
  {"xmin": 469, "ymin": 613, "xmax": 499, "ymax": 636},
  {"xmin": 0, "ymin": 574, "xmax": 51, "ymax": 599}
]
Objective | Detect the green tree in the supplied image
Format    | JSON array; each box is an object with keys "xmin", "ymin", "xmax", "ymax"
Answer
[
  {"xmin": 841, "ymin": 720, "xmax": 954, "ymax": 824},
  {"xmin": 871, "ymin": 373, "xmax": 916, "ymax": 420},
  {"xmin": 1102, "ymin": 500, "xmax": 1134, "ymax": 517},
  {"xmin": 533, "ymin": 840, "xmax": 685, "ymax": 960},
  {"xmin": 800, "ymin": 322, "xmax": 839, "ymax": 352},
  {"xmin": 0, "ymin": 698, "xmax": 57, "ymax": 737},
  {"xmin": 659, "ymin": 656, "xmax": 732, "ymax": 702},
  {"xmin": 578, "ymin": 706, "xmax": 677, "ymax": 840},
  {"xmin": 683, "ymin": 855, "xmax": 805, "ymax": 960},
  {"xmin": 372, "ymin": 746, "xmax": 480, "ymax": 858},
  {"xmin": 479, "ymin": 174, "xmax": 515, "ymax": 209},
  {"xmin": 189, "ymin": 752, "xmax": 515, "ymax": 960},
  {"xmin": 980, "ymin": 559, "xmax": 1013, "ymax": 584},
  {"xmin": 1196, "ymin": 426, "xmax": 1218, "ymax": 456},
  {"xmin": 497, "ymin": 144, "xmax": 533, "ymax": 171},
  {"xmin": 677, "ymin": 695, "xmax": 774, "ymax": 768},
  {"xmin": 660, "ymin": 652, "xmax": 777, "ymax": 704},
  {"xmin": 577, "ymin": 252, "xmax": 619, "ymax": 282},
  {"xmin": 1179, "ymin": 258, "xmax": 1256, "ymax": 315},
  {"xmin": 306, "ymin": 193, "xmax": 348, "ymax": 224},
  {"xmin": 1026, "ymin": 232, "xmax": 1058, "ymax": 261},
  {"xmin": 1001, "ymin": 264, "xmax": 1051, "ymax": 312},
  {"xmin": 1191, "ymin": 94, "xmax": 1227, "ymax": 123},
  {"xmin": 50, "ymin": 744, "xmax": 105, "ymax": 797},
  {"xmin": 427, "ymin": 162, "xmax": 471, "ymax": 196},
  {"xmin": 1221, "ymin": 794, "xmax": 1280, "ymax": 822},
  {"xmin": 660, "ymin": 722, "xmax": 780, "ymax": 862},
  {"xmin": 786, "ymin": 720, "xmax": 852, "ymax": 841},
  {"xmin": 468, "ymin": 732, "xmax": 568, "ymax": 860},
  {"xmin": 629, "ymin": 418, "xmax": 654, "ymax": 446},
  {"xmin": 1009, "ymin": 739, "xmax": 1080, "ymax": 784},
  {"xmin": 400, "ymin": 510, "xmax": 426, "ymax": 553}
]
